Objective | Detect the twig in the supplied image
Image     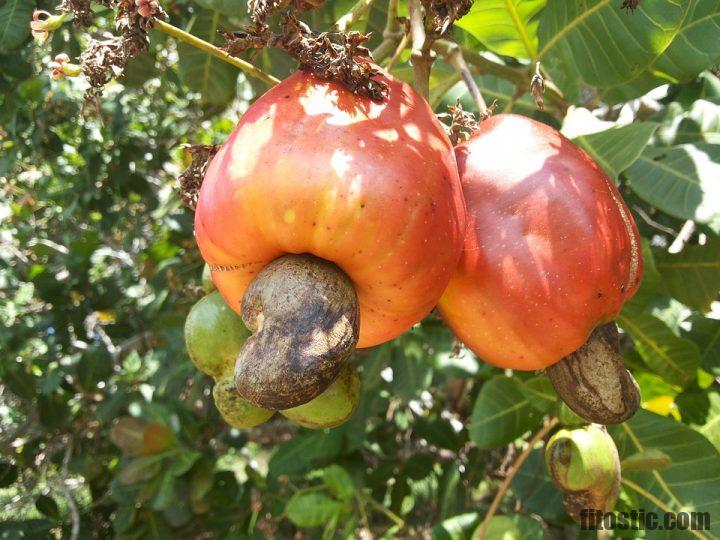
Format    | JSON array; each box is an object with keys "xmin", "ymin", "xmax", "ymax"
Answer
[
  {"xmin": 372, "ymin": 0, "xmax": 402, "ymax": 63},
  {"xmin": 335, "ymin": 0, "xmax": 376, "ymax": 33},
  {"xmin": 408, "ymin": 0, "xmax": 433, "ymax": 100},
  {"xmin": 61, "ymin": 439, "xmax": 80, "ymax": 540},
  {"xmin": 439, "ymin": 40, "xmax": 487, "ymax": 117},
  {"xmin": 386, "ymin": 32, "xmax": 409, "ymax": 71},
  {"xmin": 433, "ymin": 40, "xmax": 568, "ymax": 112},
  {"xmin": 153, "ymin": 19, "xmax": 279, "ymax": 85},
  {"xmin": 475, "ymin": 417, "xmax": 559, "ymax": 540},
  {"xmin": 668, "ymin": 219, "xmax": 695, "ymax": 254}
]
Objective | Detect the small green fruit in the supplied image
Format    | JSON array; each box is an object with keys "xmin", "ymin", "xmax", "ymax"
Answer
[
  {"xmin": 545, "ymin": 423, "xmax": 621, "ymax": 524},
  {"xmin": 184, "ymin": 292, "xmax": 251, "ymax": 378},
  {"xmin": 280, "ymin": 363, "xmax": 360, "ymax": 429},
  {"xmin": 201, "ymin": 264, "xmax": 215, "ymax": 293},
  {"xmin": 213, "ymin": 377, "xmax": 274, "ymax": 428}
]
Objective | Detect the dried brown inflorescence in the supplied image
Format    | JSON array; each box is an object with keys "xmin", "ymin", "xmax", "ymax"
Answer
[
  {"xmin": 178, "ymin": 144, "xmax": 220, "ymax": 211},
  {"xmin": 67, "ymin": 0, "xmax": 166, "ymax": 97},
  {"xmin": 222, "ymin": 13, "xmax": 387, "ymax": 100},
  {"xmin": 438, "ymin": 100, "xmax": 496, "ymax": 145},
  {"xmin": 424, "ymin": 0, "xmax": 472, "ymax": 35},
  {"xmin": 58, "ymin": 0, "xmax": 99, "ymax": 27}
]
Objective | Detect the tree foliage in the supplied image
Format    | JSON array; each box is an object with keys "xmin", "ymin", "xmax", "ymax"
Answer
[{"xmin": 1, "ymin": 0, "xmax": 719, "ymax": 538}]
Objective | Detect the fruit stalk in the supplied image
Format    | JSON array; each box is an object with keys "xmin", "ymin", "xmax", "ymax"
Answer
[{"xmin": 153, "ymin": 19, "xmax": 279, "ymax": 85}]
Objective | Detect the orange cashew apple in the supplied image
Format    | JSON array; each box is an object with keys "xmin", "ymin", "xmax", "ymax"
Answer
[{"xmin": 194, "ymin": 70, "xmax": 466, "ymax": 408}]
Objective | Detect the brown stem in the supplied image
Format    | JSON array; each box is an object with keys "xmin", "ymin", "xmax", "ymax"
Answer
[
  {"xmin": 475, "ymin": 418, "xmax": 560, "ymax": 540},
  {"xmin": 386, "ymin": 32, "xmax": 409, "ymax": 71},
  {"xmin": 440, "ymin": 40, "xmax": 487, "ymax": 117},
  {"xmin": 432, "ymin": 39, "xmax": 568, "ymax": 112},
  {"xmin": 234, "ymin": 254, "xmax": 360, "ymax": 410},
  {"xmin": 408, "ymin": 0, "xmax": 434, "ymax": 100},
  {"xmin": 546, "ymin": 323, "xmax": 640, "ymax": 425},
  {"xmin": 372, "ymin": 0, "xmax": 402, "ymax": 62}
]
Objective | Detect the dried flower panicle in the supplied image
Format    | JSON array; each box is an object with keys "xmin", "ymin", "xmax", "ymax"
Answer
[
  {"xmin": 530, "ymin": 61, "xmax": 546, "ymax": 111},
  {"xmin": 248, "ymin": 0, "xmax": 323, "ymax": 25},
  {"xmin": 78, "ymin": 0, "xmax": 166, "ymax": 97},
  {"xmin": 424, "ymin": 0, "xmax": 472, "ymax": 36},
  {"xmin": 223, "ymin": 13, "xmax": 387, "ymax": 101},
  {"xmin": 179, "ymin": 144, "xmax": 220, "ymax": 211},
  {"xmin": 438, "ymin": 101, "xmax": 478, "ymax": 145}
]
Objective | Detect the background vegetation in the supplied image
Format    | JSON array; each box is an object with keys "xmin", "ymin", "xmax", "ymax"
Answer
[{"xmin": 1, "ymin": 0, "xmax": 719, "ymax": 538}]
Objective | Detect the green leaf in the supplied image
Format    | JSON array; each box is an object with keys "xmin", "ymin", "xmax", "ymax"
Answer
[
  {"xmin": 167, "ymin": 450, "xmax": 201, "ymax": 477},
  {"xmin": 319, "ymin": 465, "xmax": 354, "ymax": 501},
  {"xmin": 177, "ymin": 10, "xmax": 238, "ymax": 105},
  {"xmin": 655, "ymin": 100, "xmax": 720, "ymax": 146},
  {"xmin": 0, "ymin": 0, "xmax": 32, "ymax": 51},
  {"xmin": 285, "ymin": 492, "xmax": 342, "ymax": 528},
  {"xmin": 119, "ymin": 455, "xmax": 166, "ymax": 485},
  {"xmin": 618, "ymin": 311, "xmax": 700, "ymax": 388},
  {"xmin": 481, "ymin": 515, "xmax": 546, "ymax": 540},
  {"xmin": 0, "ymin": 461, "xmax": 18, "ymax": 487},
  {"xmin": 151, "ymin": 470, "xmax": 176, "ymax": 511},
  {"xmin": 269, "ymin": 430, "xmax": 343, "ymax": 477},
  {"xmin": 511, "ymin": 449, "xmax": 570, "ymax": 521},
  {"xmin": 538, "ymin": 1, "xmax": 720, "ymax": 104},
  {"xmin": 655, "ymin": 238, "xmax": 720, "ymax": 311},
  {"xmin": 624, "ymin": 144, "xmax": 720, "ymax": 223},
  {"xmin": 34, "ymin": 495, "xmax": 59, "ymax": 521},
  {"xmin": 610, "ymin": 409, "xmax": 720, "ymax": 529},
  {"xmin": 391, "ymin": 345, "xmax": 433, "ymax": 402},
  {"xmin": 469, "ymin": 375, "xmax": 542, "ymax": 449},
  {"xmin": 572, "ymin": 122, "xmax": 658, "ymax": 179},
  {"xmin": 684, "ymin": 314, "xmax": 720, "ymax": 376},
  {"xmin": 516, "ymin": 376, "xmax": 557, "ymax": 413},
  {"xmin": 456, "ymin": 0, "xmax": 547, "ymax": 59},
  {"xmin": 686, "ymin": 391, "xmax": 720, "ymax": 453},
  {"xmin": 433, "ymin": 513, "xmax": 481, "ymax": 540},
  {"xmin": 621, "ymin": 449, "xmax": 672, "ymax": 472}
]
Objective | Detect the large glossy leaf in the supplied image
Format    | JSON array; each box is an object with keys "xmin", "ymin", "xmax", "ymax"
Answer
[
  {"xmin": 537, "ymin": 1, "xmax": 720, "ymax": 104},
  {"xmin": 177, "ymin": 10, "xmax": 238, "ymax": 105},
  {"xmin": 0, "ymin": 0, "xmax": 32, "ymax": 51},
  {"xmin": 469, "ymin": 375, "xmax": 542, "ymax": 448},
  {"xmin": 655, "ymin": 100, "xmax": 720, "ymax": 146},
  {"xmin": 623, "ymin": 144, "xmax": 720, "ymax": 223},
  {"xmin": 456, "ymin": 0, "xmax": 547, "ymax": 60},
  {"xmin": 655, "ymin": 238, "xmax": 720, "ymax": 311},
  {"xmin": 572, "ymin": 122, "xmax": 658, "ymax": 179},
  {"xmin": 285, "ymin": 492, "xmax": 342, "ymax": 528},
  {"xmin": 618, "ymin": 311, "xmax": 700, "ymax": 388},
  {"xmin": 511, "ymin": 449, "xmax": 566, "ymax": 521},
  {"xmin": 690, "ymin": 391, "xmax": 720, "ymax": 453},
  {"xmin": 610, "ymin": 409, "xmax": 720, "ymax": 539},
  {"xmin": 684, "ymin": 314, "xmax": 720, "ymax": 376}
]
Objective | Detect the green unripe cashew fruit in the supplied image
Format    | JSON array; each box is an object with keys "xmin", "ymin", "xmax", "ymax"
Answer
[
  {"xmin": 545, "ymin": 424, "xmax": 621, "ymax": 524},
  {"xmin": 184, "ymin": 292, "xmax": 251, "ymax": 378},
  {"xmin": 280, "ymin": 363, "xmax": 360, "ymax": 429},
  {"xmin": 213, "ymin": 377, "xmax": 274, "ymax": 428},
  {"xmin": 201, "ymin": 264, "xmax": 215, "ymax": 293}
]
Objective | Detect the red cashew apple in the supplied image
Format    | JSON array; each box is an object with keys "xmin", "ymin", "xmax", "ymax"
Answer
[
  {"xmin": 439, "ymin": 114, "xmax": 642, "ymax": 423},
  {"xmin": 195, "ymin": 70, "xmax": 466, "ymax": 408}
]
